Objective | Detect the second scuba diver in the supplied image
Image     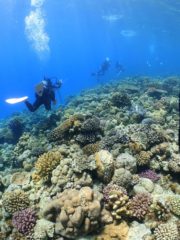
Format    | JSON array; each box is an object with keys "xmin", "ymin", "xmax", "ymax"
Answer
[{"xmin": 25, "ymin": 78, "xmax": 62, "ymax": 112}]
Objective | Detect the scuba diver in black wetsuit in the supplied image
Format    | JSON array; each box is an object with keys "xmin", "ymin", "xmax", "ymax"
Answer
[
  {"xmin": 25, "ymin": 77, "xmax": 62, "ymax": 112},
  {"xmin": 91, "ymin": 57, "xmax": 111, "ymax": 78}
]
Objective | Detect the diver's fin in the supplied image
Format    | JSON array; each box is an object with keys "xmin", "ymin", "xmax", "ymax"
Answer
[{"xmin": 5, "ymin": 96, "xmax": 28, "ymax": 104}]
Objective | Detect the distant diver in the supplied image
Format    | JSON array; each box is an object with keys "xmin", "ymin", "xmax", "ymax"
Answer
[
  {"xmin": 25, "ymin": 77, "xmax": 62, "ymax": 112},
  {"xmin": 91, "ymin": 57, "xmax": 111, "ymax": 78},
  {"xmin": 115, "ymin": 61, "xmax": 125, "ymax": 74}
]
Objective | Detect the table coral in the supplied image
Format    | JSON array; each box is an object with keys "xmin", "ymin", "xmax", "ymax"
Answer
[
  {"xmin": 43, "ymin": 187, "xmax": 103, "ymax": 239},
  {"xmin": 2, "ymin": 190, "xmax": 30, "ymax": 214}
]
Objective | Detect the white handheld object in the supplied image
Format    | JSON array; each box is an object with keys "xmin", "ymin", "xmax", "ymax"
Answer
[{"xmin": 5, "ymin": 96, "xmax": 28, "ymax": 104}]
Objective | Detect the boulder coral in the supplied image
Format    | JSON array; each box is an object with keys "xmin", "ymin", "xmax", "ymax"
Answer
[
  {"xmin": 112, "ymin": 168, "xmax": 132, "ymax": 189},
  {"xmin": 43, "ymin": 187, "xmax": 103, "ymax": 239}
]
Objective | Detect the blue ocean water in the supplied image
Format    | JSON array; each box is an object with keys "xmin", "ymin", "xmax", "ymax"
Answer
[{"xmin": 0, "ymin": 0, "xmax": 180, "ymax": 118}]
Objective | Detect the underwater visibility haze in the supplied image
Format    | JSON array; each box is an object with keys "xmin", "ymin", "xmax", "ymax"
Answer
[
  {"xmin": 0, "ymin": 0, "xmax": 180, "ymax": 239},
  {"xmin": 0, "ymin": 0, "xmax": 180, "ymax": 117}
]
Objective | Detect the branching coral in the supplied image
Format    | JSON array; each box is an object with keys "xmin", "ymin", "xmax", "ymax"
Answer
[
  {"xmin": 139, "ymin": 170, "xmax": 160, "ymax": 182},
  {"xmin": 12, "ymin": 208, "xmax": 36, "ymax": 236},
  {"xmin": 154, "ymin": 222, "xmax": 179, "ymax": 240},
  {"xmin": 32, "ymin": 149, "xmax": 62, "ymax": 183},
  {"xmin": 168, "ymin": 196, "xmax": 180, "ymax": 216},
  {"xmin": 149, "ymin": 200, "xmax": 171, "ymax": 221},
  {"xmin": 128, "ymin": 193, "xmax": 152, "ymax": 220},
  {"xmin": 103, "ymin": 183, "xmax": 127, "ymax": 202},
  {"xmin": 103, "ymin": 186, "xmax": 130, "ymax": 221},
  {"xmin": 137, "ymin": 151, "xmax": 152, "ymax": 166},
  {"xmin": 2, "ymin": 190, "xmax": 30, "ymax": 214}
]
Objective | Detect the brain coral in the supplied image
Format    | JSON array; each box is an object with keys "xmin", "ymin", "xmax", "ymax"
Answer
[
  {"xmin": 2, "ymin": 190, "xmax": 30, "ymax": 214},
  {"xmin": 32, "ymin": 149, "xmax": 62, "ymax": 183},
  {"xmin": 43, "ymin": 187, "xmax": 103, "ymax": 239},
  {"xmin": 154, "ymin": 222, "xmax": 179, "ymax": 240}
]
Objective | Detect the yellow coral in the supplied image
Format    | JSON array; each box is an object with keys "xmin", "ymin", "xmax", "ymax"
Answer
[
  {"xmin": 32, "ymin": 150, "xmax": 62, "ymax": 183},
  {"xmin": 96, "ymin": 221, "xmax": 129, "ymax": 240},
  {"xmin": 137, "ymin": 151, "xmax": 152, "ymax": 166}
]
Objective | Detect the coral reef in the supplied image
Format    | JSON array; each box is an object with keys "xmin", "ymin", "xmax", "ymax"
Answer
[{"xmin": 0, "ymin": 76, "xmax": 179, "ymax": 239}]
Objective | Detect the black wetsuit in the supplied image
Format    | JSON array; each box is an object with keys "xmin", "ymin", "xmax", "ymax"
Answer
[{"xmin": 25, "ymin": 87, "xmax": 55, "ymax": 112}]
